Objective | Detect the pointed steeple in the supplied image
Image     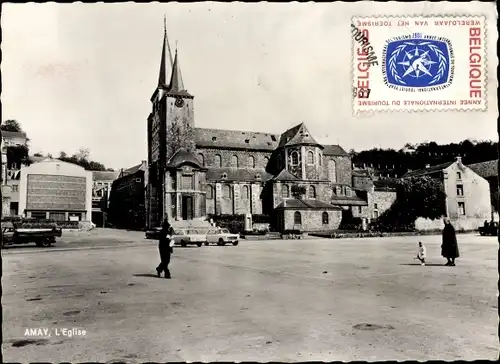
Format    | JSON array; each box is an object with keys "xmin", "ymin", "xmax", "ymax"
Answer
[
  {"xmin": 168, "ymin": 48, "xmax": 188, "ymax": 94},
  {"xmin": 158, "ymin": 15, "xmax": 174, "ymax": 88}
]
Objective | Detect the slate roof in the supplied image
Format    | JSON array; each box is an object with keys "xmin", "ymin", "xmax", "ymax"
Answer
[
  {"xmin": 206, "ymin": 167, "xmax": 273, "ymax": 182},
  {"xmin": 467, "ymin": 159, "xmax": 497, "ymax": 179},
  {"xmin": 278, "ymin": 123, "xmax": 322, "ymax": 148},
  {"xmin": 166, "ymin": 149, "xmax": 204, "ymax": 169},
  {"xmin": 322, "ymin": 145, "xmax": 348, "ymax": 156},
  {"xmin": 403, "ymin": 161, "xmax": 454, "ymax": 178},
  {"xmin": 92, "ymin": 171, "xmax": 120, "ymax": 182},
  {"xmin": 352, "ymin": 169, "xmax": 372, "ymax": 177},
  {"xmin": 275, "ymin": 199, "xmax": 342, "ymax": 210},
  {"xmin": 195, "ymin": 127, "xmax": 279, "ymax": 151},
  {"xmin": 272, "ymin": 169, "xmax": 299, "ymax": 181},
  {"xmin": 120, "ymin": 162, "xmax": 146, "ymax": 177}
]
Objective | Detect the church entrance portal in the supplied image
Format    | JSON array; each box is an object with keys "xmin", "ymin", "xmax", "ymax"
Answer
[{"xmin": 181, "ymin": 195, "xmax": 194, "ymax": 220}]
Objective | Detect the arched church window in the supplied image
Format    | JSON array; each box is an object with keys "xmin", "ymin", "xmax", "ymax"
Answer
[
  {"xmin": 231, "ymin": 155, "xmax": 239, "ymax": 168},
  {"xmin": 294, "ymin": 211, "xmax": 302, "ymax": 225},
  {"xmin": 242, "ymin": 185, "xmax": 249, "ymax": 199},
  {"xmin": 308, "ymin": 185, "xmax": 316, "ymax": 199},
  {"xmin": 319, "ymin": 152, "xmax": 323, "ymax": 166},
  {"xmin": 291, "ymin": 151, "xmax": 299, "ymax": 165},
  {"xmin": 214, "ymin": 154, "xmax": 222, "ymax": 167},
  {"xmin": 322, "ymin": 212, "xmax": 329, "ymax": 224},
  {"xmin": 197, "ymin": 153, "xmax": 205, "ymax": 166},
  {"xmin": 307, "ymin": 151, "xmax": 314, "ymax": 165},
  {"xmin": 328, "ymin": 159, "xmax": 337, "ymax": 183},
  {"xmin": 248, "ymin": 156, "xmax": 255, "ymax": 168},
  {"xmin": 264, "ymin": 156, "xmax": 270, "ymax": 166},
  {"xmin": 206, "ymin": 185, "xmax": 214, "ymax": 199},
  {"xmin": 282, "ymin": 184, "xmax": 290, "ymax": 198}
]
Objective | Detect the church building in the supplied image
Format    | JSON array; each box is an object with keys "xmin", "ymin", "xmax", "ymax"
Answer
[{"xmin": 145, "ymin": 21, "xmax": 371, "ymax": 232}]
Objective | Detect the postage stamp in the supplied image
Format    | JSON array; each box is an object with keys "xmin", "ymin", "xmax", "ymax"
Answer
[{"xmin": 351, "ymin": 15, "xmax": 487, "ymax": 114}]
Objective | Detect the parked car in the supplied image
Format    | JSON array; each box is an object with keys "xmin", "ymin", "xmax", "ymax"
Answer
[
  {"xmin": 145, "ymin": 227, "xmax": 162, "ymax": 239},
  {"xmin": 1, "ymin": 221, "xmax": 62, "ymax": 248},
  {"xmin": 479, "ymin": 222, "xmax": 498, "ymax": 236},
  {"xmin": 171, "ymin": 229, "xmax": 206, "ymax": 247},
  {"xmin": 206, "ymin": 228, "xmax": 239, "ymax": 246}
]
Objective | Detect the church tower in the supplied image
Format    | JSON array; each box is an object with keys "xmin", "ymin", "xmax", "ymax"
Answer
[{"xmin": 146, "ymin": 18, "xmax": 200, "ymax": 228}]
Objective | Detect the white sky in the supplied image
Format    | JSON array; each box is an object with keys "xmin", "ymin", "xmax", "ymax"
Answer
[{"xmin": 1, "ymin": 2, "xmax": 498, "ymax": 170}]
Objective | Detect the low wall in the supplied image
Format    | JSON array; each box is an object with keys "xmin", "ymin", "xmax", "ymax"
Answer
[{"xmin": 415, "ymin": 217, "xmax": 484, "ymax": 232}]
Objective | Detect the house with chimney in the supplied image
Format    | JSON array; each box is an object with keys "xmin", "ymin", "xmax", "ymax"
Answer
[{"xmin": 403, "ymin": 157, "xmax": 492, "ymax": 230}]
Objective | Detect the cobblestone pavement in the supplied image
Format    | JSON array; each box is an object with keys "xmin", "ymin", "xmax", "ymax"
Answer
[{"xmin": 2, "ymin": 230, "xmax": 497, "ymax": 362}]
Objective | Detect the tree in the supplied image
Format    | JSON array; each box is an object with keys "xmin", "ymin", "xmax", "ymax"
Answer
[
  {"xmin": 59, "ymin": 151, "xmax": 67, "ymax": 159},
  {"xmin": 372, "ymin": 176, "xmax": 446, "ymax": 231},
  {"xmin": 75, "ymin": 148, "xmax": 90, "ymax": 161},
  {"xmin": 33, "ymin": 152, "xmax": 43, "ymax": 157},
  {"xmin": 58, "ymin": 149, "xmax": 108, "ymax": 171},
  {"xmin": 165, "ymin": 117, "xmax": 196, "ymax": 161},
  {"xmin": 1, "ymin": 120, "xmax": 22, "ymax": 132}
]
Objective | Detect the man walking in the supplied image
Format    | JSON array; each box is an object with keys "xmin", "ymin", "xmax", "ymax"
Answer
[{"xmin": 156, "ymin": 217, "xmax": 174, "ymax": 278}]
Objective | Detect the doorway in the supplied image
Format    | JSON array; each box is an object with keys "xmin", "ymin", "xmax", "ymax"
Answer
[{"xmin": 182, "ymin": 195, "xmax": 194, "ymax": 220}]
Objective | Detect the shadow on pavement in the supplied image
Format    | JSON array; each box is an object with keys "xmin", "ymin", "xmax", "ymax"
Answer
[
  {"xmin": 133, "ymin": 273, "xmax": 159, "ymax": 278},
  {"xmin": 400, "ymin": 263, "xmax": 446, "ymax": 267}
]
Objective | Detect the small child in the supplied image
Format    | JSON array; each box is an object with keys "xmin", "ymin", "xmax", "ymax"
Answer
[{"xmin": 415, "ymin": 242, "xmax": 426, "ymax": 266}]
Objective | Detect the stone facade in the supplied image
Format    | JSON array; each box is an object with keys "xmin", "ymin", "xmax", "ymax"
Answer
[{"xmin": 144, "ymin": 23, "xmax": 368, "ymax": 232}]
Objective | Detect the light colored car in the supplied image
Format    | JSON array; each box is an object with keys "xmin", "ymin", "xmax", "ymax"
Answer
[
  {"xmin": 206, "ymin": 228, "xmax": 239, "ymax": 246},
  {"xmin": 171, "ymin": 229, "xmax": 206, "ymax": 247}
]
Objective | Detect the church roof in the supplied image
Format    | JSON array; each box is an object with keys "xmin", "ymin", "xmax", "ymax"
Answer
[
  {"xmin": 330, "ymin": 194, "xmax": 368, "ymax": 206},
  {"xmin": 272, "ymin": 169, "xmax": 299, "ymax": 181},
  {"xmin": 403, "ymin": 161, "xmax": 454, "ymax": 178},
  {"xmin": 278, "ymin": 123, "xmax": 323, "ymax": 148},
  {"xmin": 275, "ymin": 199, "xmax": 342, "ymax": 210},
  {"xmin": 157, "ymin": 17, "xmax": 174, "ymax": 89},
  {"xmin": 166, "ymin": 149, "xmax": 204, "ymax": 169},
  {"xmin": 467, "ymin": 159, "xmax": 497, "ymax": 179},
  {"xmin": 167, "ymin": 50, "xmax": 192, "ymax": 97},
  {"xmin": 206, "ymin": 167, "xmax": 272, "ymax": 182},
  {"xmin": 323, "ymin": 144, "xmax": 348, "ymax": 156},
  {"xmin": 195, "ymin": 128, "xmax": 279, "ymax": 151}
]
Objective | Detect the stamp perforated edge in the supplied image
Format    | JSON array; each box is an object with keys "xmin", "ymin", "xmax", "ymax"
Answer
[{"xmin": 350, "ymin": 14, "xmax": 491, "ymax": 115}]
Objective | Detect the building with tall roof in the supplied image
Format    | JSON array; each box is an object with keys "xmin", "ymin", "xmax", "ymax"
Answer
[
  {"xmin": 92, "ymin": 170, "xmax": 120, "ymax": 227},
  {"xmin": 467, "ymin": 159, "xmax": 498, "ymax": 221},
  {"xmin": 145, "ymin": 20, "xmax": 372, "ymax": 232}
]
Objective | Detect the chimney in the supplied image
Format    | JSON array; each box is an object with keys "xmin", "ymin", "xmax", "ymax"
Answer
[{"xmin": 425, "ymin": 164, "xmax": 430, "ymax": 168}]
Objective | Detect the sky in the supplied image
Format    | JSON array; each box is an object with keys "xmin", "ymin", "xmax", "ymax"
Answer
[{"xmin": 2, "ymin": 2, "xmax": 498, "ymax": 170}]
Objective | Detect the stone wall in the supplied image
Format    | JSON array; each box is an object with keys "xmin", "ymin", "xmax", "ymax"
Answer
[
  {"xmin": 367, "ymin": 190, "xmax": 397, "ymax": 219},
  {"xmin": 195, "ymin": 147, "xmax": 272, "ymax": 169},
  {"xmin": 281, "ymin": 209, "xmax": 342, "ymax": 231},
  {"xmin": 415, "ymin": 217, "xmax": 484, "ymax": 231},
  {"xmin": 206, "ymin": 181, "xmax": 263, "ymax": 215}
]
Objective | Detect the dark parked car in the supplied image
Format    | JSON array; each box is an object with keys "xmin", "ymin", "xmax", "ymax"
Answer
[
  {"xmin": 479, "ymin": 222, "xmax": 498, "ymax": 236},
  {"xmin": 1, "ymin": 220, "xmax": 62, "ymax": 248},
  {"xmin": 145, "ymin": 227, "xmax": 162, "ymax": 239}
]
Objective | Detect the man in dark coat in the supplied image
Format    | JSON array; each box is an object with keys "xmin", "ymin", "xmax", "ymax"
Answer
[
  {"xmin": 441, "ymin": 217, "xmax": 460, "ymax": 266},
  {"xmin": 156, "ymin": 217, "xmax": 175, "ymax": 278}
]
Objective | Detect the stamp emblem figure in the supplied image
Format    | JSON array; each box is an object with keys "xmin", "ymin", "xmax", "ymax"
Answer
[{"xmin": 383, "ymin": 35, "xmax": 453, "ymax": 91}]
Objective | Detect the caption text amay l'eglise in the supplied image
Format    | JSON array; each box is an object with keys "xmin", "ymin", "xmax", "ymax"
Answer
[{"xmin": 352, "ymin": 23, "xmax": 484, "ymax": 101}]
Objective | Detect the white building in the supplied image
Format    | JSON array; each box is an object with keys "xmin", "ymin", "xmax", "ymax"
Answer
[{"xmin": 19, "ymin": 158, "xmax": 92, "ymax": 221}]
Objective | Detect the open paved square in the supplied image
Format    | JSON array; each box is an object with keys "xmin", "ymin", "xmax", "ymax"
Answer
[{"xmin": 2, "ymin": 230, "xmax": 498, "ymax": 362}]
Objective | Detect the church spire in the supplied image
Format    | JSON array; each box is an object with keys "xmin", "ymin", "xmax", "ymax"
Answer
[
  {"xmin": 158, "ymin": 15, "xmax": 174, "ymax": 88},
  {"xmin": 168, "ymin": 48, "xmax": 185, "ymax": 93}
]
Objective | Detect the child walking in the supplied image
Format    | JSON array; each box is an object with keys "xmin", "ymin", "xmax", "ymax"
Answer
[{"xmin": 415, "ymin": 242, "xmax": 426, "ymax": 266}]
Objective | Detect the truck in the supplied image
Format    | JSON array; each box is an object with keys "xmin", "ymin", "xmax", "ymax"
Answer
[{"xmin": 1, "ymin": 219, "xmax": 63, "ymax": 248}]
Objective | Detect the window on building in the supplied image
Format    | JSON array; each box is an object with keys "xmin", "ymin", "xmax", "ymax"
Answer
[
  {"xmin": 231, "ymin": 155, "xmax": 239, "ymax": 168},
  {"xmin": 181, "ymin": 175, "xmax": 194, "ymax": 190},
  {"xmin": 458, "ymin": 202, "xmax": 466, "ymax": 215},
  {"xmin": 206, "ymin": 185, "xmax": 214, "ymax": 199},
  {"xmin": 31, "ymin": 211, "xmax": 46, "ymax": 219},
  {"xmin": 307, "ymin": 151, "xmax": 314, "ymax": 164},
  {"xmin": 345, "ymin": 187, "xmax": 351, "ymax": 197},
  {"xmin": 197, "ymin": 153, "xmax": 205, "ymax": 166},
  {"xmin": 328, "ymin": 159, "xmax": 337, "ymax": 183},
  {"xmin": 358, "ymin": 206, "xmax": 362, "ymax": 214},
  {"xmin": 242, "ymin": 185, "xmax": 249, "ymax": 199},
  {"xmin": 264, "ymin": 156, "xmax": 270, "ymax": 165},
  {"xmin": 322, "ymin": 212, "xmax": 329, "ymax": 224},
  {"xmin": 335, "ymin": 186, "xmax": 342, "ymax": 196},
  {"xmin": 374, "ymin": 203, "xmax": 378, "ymax": 210},
  {"xmin": 457, "ymin": 171, "xmax": 462, "ymax": 180},
  {"xmin": 308, "ymin": 185, "xmax": 316, "ymax": 199},
  {"xmin": 319, "ymin": 152, "xmax": 322, "ymax": 166},
  {"xmin": 200, "ymin": 195, "xmax": 206, "ymax": 216},
  {"xmin": 223, "ymin": 184, "xmax": 232, "ymax": 199},
  {"xmin": 456, "ymin": 184, "xmax": 464, "ymax": 196},
  {"xmin": 214, "ymin": 154, "xmax": 222, "ymax": 167},
  {"xmin": 50, "ymin": 212, "xmax": 66, "ymax": 221},
  {"xmin": 373, "ymin": 210, "xmax": 379, "ymax": 219},
  {"xmin": 248, "ymin": 156, "xmax": 255, "ymax": 168},
  {"xmin": 291, "ymin": 151, "xmax": 299, "ymax": 165},
  {"xmin": 282, "ymin": 184, "xmax": 290, "ymax": 198},
  {"xmin": 294, "ymin": 211, "xmax": 302, "ymax": 225},
  {"xmin": 12, "ymin": 185, "xmax": 18, "ymax": 192}
]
